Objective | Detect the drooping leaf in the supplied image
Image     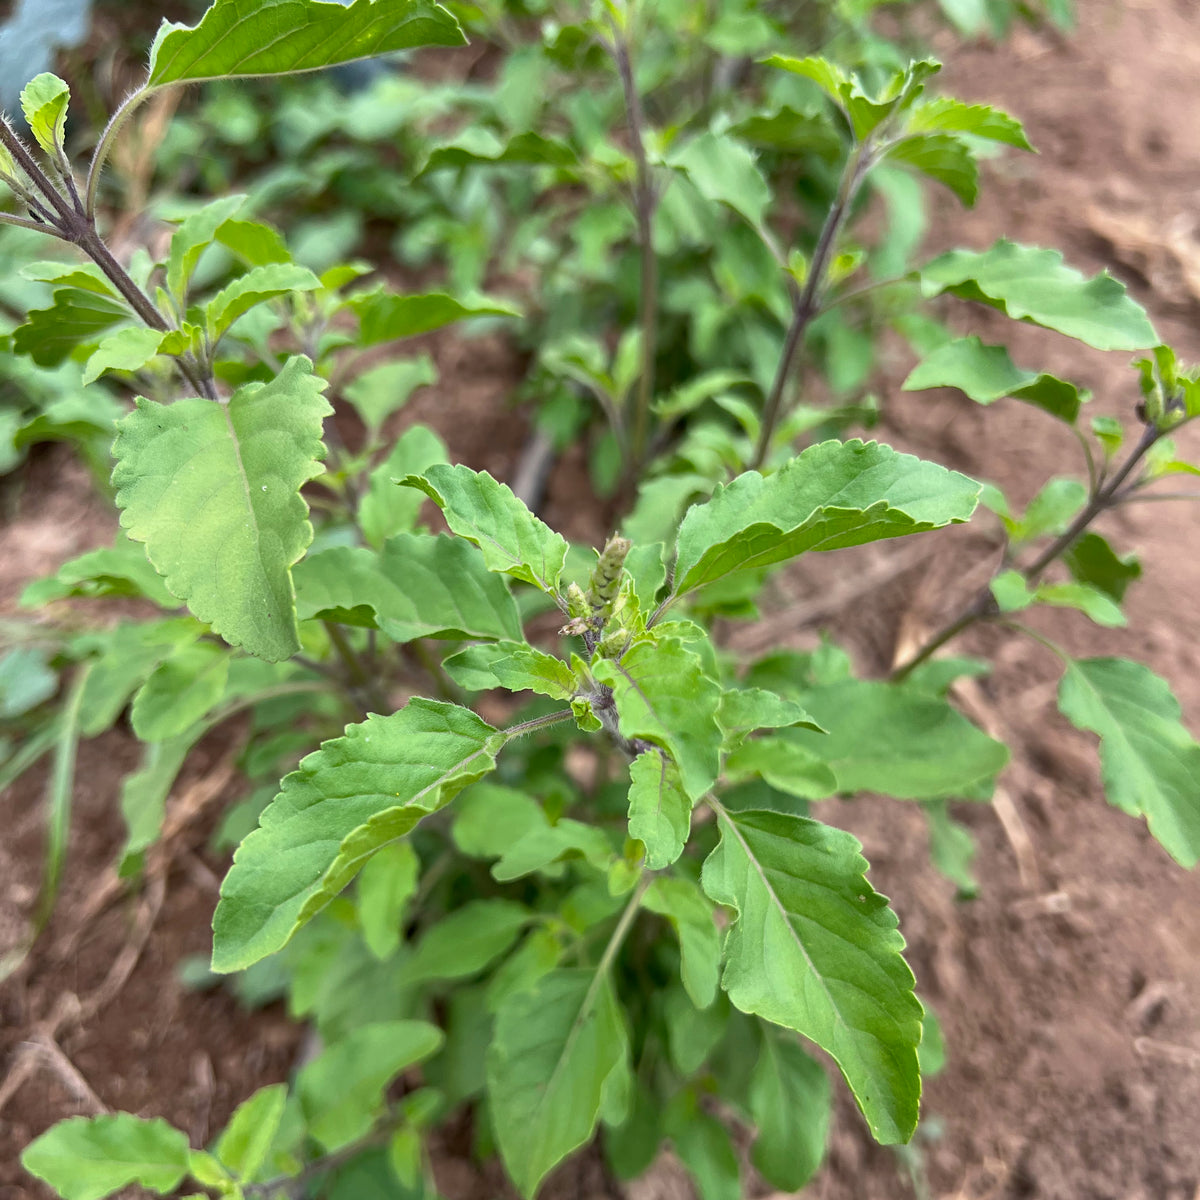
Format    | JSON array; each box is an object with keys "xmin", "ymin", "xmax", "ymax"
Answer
[
  {"xmin": 1064, "ymin": 532, "xmax": 1141, "ymax": 603},
  {"xmin": 216, "ymin": 218, "xmax": 292, "ymax": 267},
  {"xmin": 205, "ymin": 263, "xmax": 322, "ymax": 340},
  {"xmin": 21, "ymin": 1114, "xmax": 191, "ymax": 1200},
  {"xmin": 351, "ymin": 290, "xmax": 519, "ymax": 347},
  {"xmin": 294, "ymin": 533, "xmax": 521, "ymax": 644},
  {"xmin": 212, "ymin": 699, "xmax": 500, "ymax": 972},
  {"xmin": 145, "ymin": 0, "xmax": 464, "ymax": 90},
  {"xmin": 82, "ymin": 327, "xmax": 169, "ymax": 386},
  {"xmin": 784, "ymin": 680, "xmax": 1007, "ymax": 799},
  {"xmin": 130, "ymin": 641, "xmax": 229, "ymax": 741},
  {"xmin": 627, "ymin": 749, "xmax": 691, "ymax": 869},
  {"xmin": 906, "ymin": 98, "xmax": 1033, "ymax": 150},
  {"xmin": 991, "ymin": 570, "xmax": 1126, "ymax": 627},
  {"xmin": 356, "ymin": 840, "xmax": 418, "ymax": 960},
  {"xmin": 21, "ymin": 532, "xmax": 174, "ymax": 610},
  {"xmin": 487, "ymin": 968, "xmax": 630, "ymax": 1198},
  {"xmin": 492, "ymin": 818, "xmax": 616, "ymax": 883},
  {"xmin": 748, "ymin": 1029, "xmax": 831, "ymax": 1191},
  {"xmin": 593, "ymin": 638, "xmax": 722, "ymax": 801},
  {"xmin": 701, "ymin": 808, "xmax": 923, "ymax": 1143},
  {"xmin": 671, "ymin": 439, "xmax": 979, "ymax": 598},
  {"xmin": 666, "ymin": 1091, "xmax": 741, "ymax": 1200},
  {"xmin": 885, "ymin": 133, "xmax": 979, "ymax": 206},
  {"xmin": 120, "ymin": 731, "xmax": 201, "ymax": 871},
  {"xmin": 1058, "ymin": 657, "xmax": 1200, "ymax": 867},
  {"xmin": 297, "ymin": 1020, "xmax": 444, "ymax": 1152},
  {"xmin": 403, "ymin": 899, "xmax": 529, "ymax": 986},
  {"xmin": 670, "ymin": 130, "xmax": 771, "ymax": 228},
  {"xmin": 214, "ymin": 1084, "xmax": 287, "ymax": 1182},
  {"xmin": 403, "ymin": 463, "xmax": 568, "ymax": 594},
  {"xmin": 643, "ymin": 875, "xmax": 720, "ymax": 1009},
  {"xmin": 921, "ymin": 799, "xmax": 978, "ymax": 898},
  {"xmin": 14, "ymin": 289, "xmax": 130, "ymax": 367},
  {"xmin": 921, "ymin": 239, "xmax": 1158, "ymax": 351},
  {"xmin": 20, "ymin": 73, "xmax": 71, "ymax": 155},
  {"xmin": 112, "ymin": 356, "xmax": 331, "ymax": 662},
  {"xmin": 451, "ymin": 782, "xmax": 546, "ymax": 860}
]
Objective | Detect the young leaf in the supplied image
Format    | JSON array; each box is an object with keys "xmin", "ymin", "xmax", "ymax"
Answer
[
  {"xmin": 294, "ymin": 533, "xmax": 521, "ymax": 644},
  {"xmin": 166, "ymin": 195, "xmax": 247, "ymax": 300},
  {"xmin": 112, "ymin": 356, "xmax": 331, "ymax": 662},
  {"xmin": 920, "ymin": 239, "xmax": 1158, "ymax": 351},
  {"xmin": 593, "ymin": 638, "xmax": 723, "ymax": 801},
  {"xmin": 701, "ymin": 808, "xmax": 923, "ymax": 1143},
  {"xmin": 906, "ymin": 98, "xmax": 1033, "ymax": 150},
  {"xmin": 487, "ymin": 968, "xmax": 630, "ymax": 1198},
  {"xmin": 451, "ymin": 782, "xmax": 546, "ymax": 860},
  {"xmin": 782, "ymin": 681, "xmax": 1008, "ymax": 799},
  {"xmin": 627, "ymin": 749, "xmax": 691, "ymax": 869},
  {"xmin": 21, "ymin": 1114, "xmax": 191, "ymax": 1200},
  {"xmin": 145, "ymin": 0, "xmax": 465, "ymax": 90},
  {"xmin": 297, "ymin": 1020, "xmax": 444, "ymax": 1152},
  {"xmin": 82, "ymin": 327, "xmax": 169, "ymax": 386},
  {"xmin": 489, "ymin": 646, "xmax": 577, "ymax": 700},
  {"xmin": 212, "ymin": 699, "xmax": 500, "ymax": 972},
  {"xmin": 748, "ymin": 1029, "xmax": 831, "ymax": 1192},
  {"xmin": 1058, "ymin": 657, "xmax": 1200, "ymax": 867},
  {"xmin": 403, "ymin": 899, "xmax": 529, "ymax": 986},
  {"xmin": 351, "ymin": 290, "xmax": 519, "ymax": 347},
  {"xmin": 885, "ymin": 134, "xmax": 979, "ymax": 206},
  {"xmin": 20, "ymin": 73, "xmax": 71, "ymax": 156},
  {"xmin": 671, "ymin": 439, "xmax": 979, "ymax": 598},
  {"xmin": 205, "ymin": 263, "xmax": 322, "ymax": 340},
  {"xmin": 1064, "ymin": 532, "xmax": 1141, "ymax": 602},
  {"xmin": 643, "ymin": 875, "xmax": 721, "ymax": 1009},
  {"xmin": 403, "ymin": 463, "xmax": 569, "ymax": 595},
  {"xmin": 214, "ymin": 1084, "xmax": 287, "ymax": 1182}
]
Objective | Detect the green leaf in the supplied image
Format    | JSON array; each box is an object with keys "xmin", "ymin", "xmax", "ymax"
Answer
[
  {"xmin": 167, "ymin": 196, "xmax": 247, "ymax": 300},
  {"xmin": 356, "ymin": 840, "xmax": 418, "ymax": 960},
  {"xmin": 403, "ymin": 899, "xmax": 529, "ymax": 986},
  {"xmin": 701, "ymin": 808, "xmax": 923, "ymax": 1143},
  {"xmin": 358, "ymin": 424, "xmax": 448, "ymax": 549},
  {"xmin": 1058, "ymin": 658, "xmax": 1200, "ymax": 867},
  {"xmin": 666, "ymin": 1092, "xmax": 740, "ymax": 1200},
  {"xmin": 82, "ymin": 327, "xmax": 169, "ymax": 386},
  {"xmin": 748, "ymin": 1029, "xmax": 831, "ymax": 1191},
  {"xmin": 922, "ymin": 799, "xmax": 978, "ymax": 898},
  {"xmin": 593, "ymin": 638, "xmax": 722, "ymax": 801},
  {"xmin": 487, "ymin": 968, "xmax": 630, "ymax": 1198},
  {"xmin": 885, "ymin": 133, "xmax": 978, "ymax": 206},
  {"xmin": 216, "ymin": 218, "xmax": 292, "ymax": 267},
  {"xmin": 493, "ymin": 818, "xmax": 616, "ymax": 883},
  {"xmin": 723, "ymin": 736, "xmax": 837, "ymax": 800},
  {"xmin": 14, "ymin": 289, "xmax": 130, "ymax": 367},
  {"xmin": 627, "ymin": 749, "xmax": 691, "ymax": 869},
  {"xmin": 205, "ymin": 263, "xmax": 322, "ymax": 340},
  {"xmin": 672, "ymin": 440, "xmax": 979, "ymax": 598},
  {"xmin": 489, "ymin": 646, "xmax": 577, "ymax": 700},
  {"xmin": 670, "ymin": 131, "xmax": 770, "ymax": 228},
  {"xmin": 717, "ymin": 687, "xmax": 824, "ymax": 736},
  {"xmin": 403, "ymin": 463, "xmax": 568, "ymax": 594},
  {"xmin": 112, "ymin": 356, "xmax": 331, "ymax": 662},
  {"xmin": 130, "ymin": 641, "xmax": 229, "ymax": 741},
  {"xmin": 120, "ymin": 732, "xmax": 200, "ymax": 870},
  {"xmin": 146, "ymin": 0, "xmax": 464, "ymax": 89},
  {"xmin": 921, "ymin": 239, "xmax": 1158, "ymax": 351},
  {"xmin": 211, "ymin": 699, "xmax": 500, "ymax": 972},
  {"xmin": 297, "ymin": 1020, "xmax": 444, "ymax": 1151},
  {"xmin": 421, "ymin": 129, "xmax": 579, "ymax": 172},
  {"xmin": 214, "ymin": 1084, "xmax": 287, "ymax": 1182},
  {"xmin": 1064, "ymin": 532, "xmax": 1141, "ymax": 602},
  {"xmin": 1010, "ymin": 477, "xmax": 1087, "ymax": 544},
  {"xmin": 451, "ymin": 782, "xmax": 545, "ymax": 860},
  {"xmin": 345, "ymin": 356, "xmax": 438, "ymax": 441},
  {"xmin": 294, "ymin": 534, "xmax": 521, "ymax": 643},
  {"xmin": 643, "ymin": 875, "xmax": 721, "ymax": 1009},
  {"xmin": 784, "ymin": 680, "xmax": 1007, "ymax": 799},
  {"xmin": 0, "ymin": 647, "xmax": 57, "ymax": 718},
  {"xmin": 21, "ymin": 73, "xmax": 71, "ymax": 156},
  {"xmin": 21, "ymin": 1114, "xmax": 191, "ymax": 1200},
  {"xmin": 1034, "ymin": 581, "xmax": 1127, "ymax": 628},
  {"xmin": 906, "ymin": 98, "xmax": 1033, "ymax": 150},
  {"xmin": 351, "ymin": 290, "xmax": 519, "ymax": 347}
]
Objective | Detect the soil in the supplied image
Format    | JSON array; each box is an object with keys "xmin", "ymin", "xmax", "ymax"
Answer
[{"xmin": 4, "ymin": 3, "xmax": 1200, "ymax": 1199}]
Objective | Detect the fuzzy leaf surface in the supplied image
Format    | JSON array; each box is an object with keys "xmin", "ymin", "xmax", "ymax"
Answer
[
  {"xmin": 21, "ymin": 1114, "xmax": 190, "ymax": 1200},
  {"xmin": 593, "ymin": 638, "xmax": 722, "ymax": 801},
  {"xmin": 403, "ymin": 463, "xmax": 568, "ymax": 594},
  {"xmin": 701, "ymin": 808, "xmax": 923, "ymax": 1143},
  {"xmin": 487, "ymin": 968, "xmax": 629, "ymax": 1197},
  {"xmin": 20, "ymin": 73, "xmax": 71, "ymax": 155},
  {"xmin": 921, "ymin": 239, "xmax": 1157, "ymax": 350},
  {"xmin": 672, "ymin": 440, "xmax": 979, "ymax": 597},
  {"xmin": 112, "ymin": 357, "xmax": 331, "ymax": 661},
  {"xmin": 146, "ymin": 0, "xmax": 464, "ymax": 89},
  {"xmin": 212, "ymin": 699, "xmax": 499, "ymax": 971},
  {"xmin": 294, "ymin": 533, "xmax": 521, "ymax": 644},
  {"xmin": 1058, "ymin": 657, "xmax": 1200, "ymax": 867},
  {"xmin": 489, "ymin": 646, "xmax": 577, "ymax": 699}
]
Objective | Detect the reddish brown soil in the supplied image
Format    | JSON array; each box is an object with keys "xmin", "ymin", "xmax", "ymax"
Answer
[{"xmin": 4, "ymin": 4, "xmax": 1200, "ymax": 1200}]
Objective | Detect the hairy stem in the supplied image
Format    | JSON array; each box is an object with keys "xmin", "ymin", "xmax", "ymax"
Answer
[
  {"xmin": 85, "ymin": 88, "xmax": 150, "ymax": 221},
  {"xmin": 750, "ymin": 143, "xmax": 874, "ymax": 470},
  {"xmin": 891, "ymin": 422, "xmax": 1162, "ymax": 681},
  {"xmin": 610, "ymin": 22, "xmax": 659, "ymax": 469},
  {"xmin": 503, "ymin": 708, "xmax": 575, "ymax": 740}
]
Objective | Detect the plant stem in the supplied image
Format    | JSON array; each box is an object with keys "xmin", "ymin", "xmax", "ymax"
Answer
[
  {"xmin": 503, "ymin": 708, "xmax": 575, "ymax": 740},
  {"xmin": 242, "ymin": 1123, "xmax": 396, "ymax": 1198},
  {"xmin": 85, "ymin": 88, "xmax": 149, "ymax": 221},
  {"xmin": 890, "ymin": 422, "xmax": 1162, "ymax": 681},
  {"xmin": 597, "ymin": 874, "xmax": 650, "ymax": 978},
  {"xmin": 0, "ymin": 120, "xmax": 77, "ymax": 224},
  {"xmin": 750, "ymin": 143, "xmax": 873, "ymax": 471},
  {"xmin": 610, "ymin": 20, "xmax": 659, "ymax": 469},
  {"xmin": 322, "ymin": 620, "xmax": 388, "ymax": 712}
]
